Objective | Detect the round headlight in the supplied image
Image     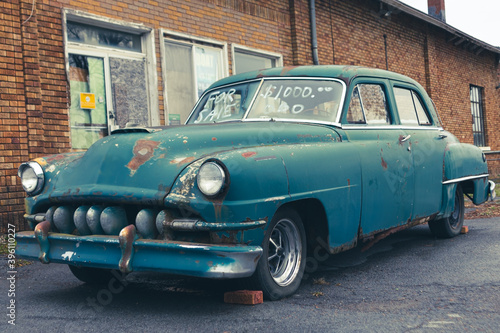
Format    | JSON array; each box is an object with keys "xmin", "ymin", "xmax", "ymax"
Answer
[
  {"xmin": 197, "ymin": 161, "xmax": 227, "ymax": 197},
  {"xmin": 18, "ymin": 161, "xmax": 45, "ymax": 195}
]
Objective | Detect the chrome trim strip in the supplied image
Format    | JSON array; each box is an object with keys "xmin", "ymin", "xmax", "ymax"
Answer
[
  {"xmin": 442, "ymin": 174, "xmax": 489, "ymax": 185},
  {"xmin": 243, "ymin": 118, "xmax": 342, "ymax": 128},
  {"xmin": 342, "ymin": 125, "xmax": 443, "ymax": 131},
  {"xmin": 187, "ymin": 77, "xmax": 347, "ymax": 126},
  {"xmin": 166, "ymin": 219, "xmax": 267, "ymax": 231}
]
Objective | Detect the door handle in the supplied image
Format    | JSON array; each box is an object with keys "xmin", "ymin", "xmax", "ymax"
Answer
[
  {"xmin": 400, "ymin": 134, "xmax": 411, "ymax": 143},
  {"xmin": 438, "ymin": 134, "xmax": 447, "ymax": 139}
]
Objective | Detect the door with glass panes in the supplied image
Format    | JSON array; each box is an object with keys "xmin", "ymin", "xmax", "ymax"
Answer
[
  {"xmin": 66, "ymin": 21, "xmax": 150, "ymax": 149},
  {"xmin": 68, "ymin": 52, "xmax": 149, "ymax": 149}
]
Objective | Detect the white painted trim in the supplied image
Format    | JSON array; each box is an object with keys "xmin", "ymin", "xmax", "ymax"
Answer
[
  {"xmin": 64, "ymin": 9, "xmax": 150, "ymax": 34},
  {"xmin": 162, "ymin": 29, "xmax": 228, "ymax": 49},
  {"xmin": 230, "ymin": 43, "xmax": 283, "ymax": 75}
]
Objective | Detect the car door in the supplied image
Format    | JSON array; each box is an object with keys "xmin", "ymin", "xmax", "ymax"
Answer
[
  {"xmin": 391, "ymin": 84, "xmax": 448, "ymax": 218},
  {"xmin": 341, "ymin": 79, "xmax": 415, "ymax": 236}
]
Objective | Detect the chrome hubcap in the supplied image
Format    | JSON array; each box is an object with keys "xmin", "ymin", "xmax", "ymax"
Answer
[{"xmin": 268, "ymin": 218, "xmax": 302, "ymax": 287}]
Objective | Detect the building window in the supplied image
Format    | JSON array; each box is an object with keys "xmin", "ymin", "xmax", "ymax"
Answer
[
  {"xmin": 161, "ymin": 31, "xmax": 228, "ymax": 125},
  {"xmin": 470, "ymin": 85, "xmax": 485, "ymax": 147},
  {"xmin": 232, "ymin": 45, "xmax": 282, "ymax": 75},
  {"xmin": 64, "ymin": 11, "xmax": 158, "ymax": 149},
  {"xmin": 66, "ymin": 21, "xmax": 142, "ymax": 52}
]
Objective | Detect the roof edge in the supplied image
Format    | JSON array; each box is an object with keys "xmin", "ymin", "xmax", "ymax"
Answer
[{"xmin": 379, "ymin": 0, "xmax": 500, "ymax": 55}]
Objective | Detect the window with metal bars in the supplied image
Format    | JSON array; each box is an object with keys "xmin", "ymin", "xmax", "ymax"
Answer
[{"xmin": 470, "ymin": 85, "xmax": 486, "ymax": 147}]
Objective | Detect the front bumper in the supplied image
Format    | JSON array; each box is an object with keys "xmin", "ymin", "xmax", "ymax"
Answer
[{"xmin": 16, "ymin": 222, "xmax": 263, "ymax": 279}]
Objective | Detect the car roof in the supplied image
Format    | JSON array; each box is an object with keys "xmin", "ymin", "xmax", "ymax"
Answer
[{"xmin": 209, "ymin": 65, "xmax": 421, "ymax": 89}]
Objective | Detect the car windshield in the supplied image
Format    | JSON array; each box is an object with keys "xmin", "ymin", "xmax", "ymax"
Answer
[{"xmin": 187, "ymin": 79, "xmax": 344, "ymax": 124}]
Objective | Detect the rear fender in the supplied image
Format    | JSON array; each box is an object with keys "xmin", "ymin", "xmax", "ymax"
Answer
[{"xmin": 441, "ymin": 143, "xmax": 490, "ymax": 209}]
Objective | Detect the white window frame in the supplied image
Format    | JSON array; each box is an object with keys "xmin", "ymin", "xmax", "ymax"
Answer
[
  {"xmin": 231, "ymin": 44, "xmax": 283, "ymax": 75},
  {"xmin": 160, "ymin": 29, "xmax": 228, "ymax": 125},
  {"xmin": 62, "ymin": 9, "xmax": 159, "ymax": 130}
]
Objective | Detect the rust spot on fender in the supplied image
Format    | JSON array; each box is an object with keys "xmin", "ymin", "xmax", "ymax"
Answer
[
  {"xmin": 126, "ymin": 139, "xmax": 160, "ymax": 176},
  {"xmin": 170, "ymin": 156, "xmax": 195, "ymax": 166},
  {"xmin": 381, "ymin": 157, "xmax": 388, "ymax": 170},
  {"xmin": 242, "ymin": 151, "xmax": 257, "ymax": 158}
]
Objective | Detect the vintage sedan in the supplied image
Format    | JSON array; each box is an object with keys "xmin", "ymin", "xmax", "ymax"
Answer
[{"xmin": 16, "ymin": 66, "xmax": 495, "ymax": 300}]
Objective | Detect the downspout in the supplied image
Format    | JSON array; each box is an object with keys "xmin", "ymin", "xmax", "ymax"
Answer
[{"xmin": 310, "ymin": 0, "xmax": 319, "ymax": 65}]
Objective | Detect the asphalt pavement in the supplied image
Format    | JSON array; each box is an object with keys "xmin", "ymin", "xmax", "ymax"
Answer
[{"xmin": 1, "ymin": 217, "xmax": 499, "ymax": 332}]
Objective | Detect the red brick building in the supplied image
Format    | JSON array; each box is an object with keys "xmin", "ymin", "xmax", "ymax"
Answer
[{"xmin": 1, "ymin": 0, "xmax": 499, "ymax": 231}]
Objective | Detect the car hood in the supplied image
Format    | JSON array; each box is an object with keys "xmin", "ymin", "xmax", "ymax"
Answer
[{"xmin": 39, "ymin": 122, "xmax": 341, "ymax": 205}]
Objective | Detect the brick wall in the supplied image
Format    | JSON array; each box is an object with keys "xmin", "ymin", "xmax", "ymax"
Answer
[
  {"xmin": 1, "ymin": 0, "xmax": 499, "ymax": 231},
  {"xmin": 1, "ymin": 0, "xmax": 28, "ymax": 231},
  {"xmin": 314, "ymin": 0, "xmax": 500, "ymax": 178}
]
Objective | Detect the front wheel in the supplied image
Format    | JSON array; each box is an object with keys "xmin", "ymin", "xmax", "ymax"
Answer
[
  {"xmin": 248, "ymin": 208, "xmax": 307, "ymax": 300},
  {"xmin": 429, "ymin": 184, "xmax": 464, "ymax": 238}
]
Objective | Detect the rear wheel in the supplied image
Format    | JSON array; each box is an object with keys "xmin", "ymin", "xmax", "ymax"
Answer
[
  {"xmin": 68, "ymin": 265, "xmax": 119, "ymax": 284},
  {"xmin": 247, "ymin": 208, "xmax": 306, "ymax": 300},
  {"xmin": 429, "ymin": 184, "xmax": 464, "ymax": 238}
]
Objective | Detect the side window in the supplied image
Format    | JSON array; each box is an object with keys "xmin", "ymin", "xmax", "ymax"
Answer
[
  {"xmin": 346, "ymin": 84, "xmax": 390, "ymax": 125},
  {"xmin": 347, "ymin": 86, "xmax": 365, "ymax": 123},
  {"xmin": 394, "ymin": 87, "xmax": 431, "ymax": 125},
  {"xmin": 413, "ymin": 92, "xmax": 431, "ymax": 125}
]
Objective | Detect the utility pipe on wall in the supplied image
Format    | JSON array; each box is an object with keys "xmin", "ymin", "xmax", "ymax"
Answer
[{"xmin": 309, "ymin": 0, "xmax": 319, "ymax": 65}]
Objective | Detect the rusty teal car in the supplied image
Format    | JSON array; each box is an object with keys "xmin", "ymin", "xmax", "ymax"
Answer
[{"xmin": 16, "ymin": 65, "xmax": 496, "ymax": 300}]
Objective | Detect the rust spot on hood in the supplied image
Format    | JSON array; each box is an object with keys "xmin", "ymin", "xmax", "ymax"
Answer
[{"xmin": 126, "ymin": 139, "xmax": 160, "ymax": 176}]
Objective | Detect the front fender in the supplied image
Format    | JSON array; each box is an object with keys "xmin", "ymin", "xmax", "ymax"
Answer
[{"xmin": 165, "ymin": 146, "xmax": 290, "ymax": 228}]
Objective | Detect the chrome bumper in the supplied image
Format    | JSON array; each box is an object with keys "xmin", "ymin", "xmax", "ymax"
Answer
[{"xmin": 15, "ymin": 222, "xmax": 262, "ymax": 279}]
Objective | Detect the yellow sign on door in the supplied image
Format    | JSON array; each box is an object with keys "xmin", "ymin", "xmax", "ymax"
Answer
[{"xmin": 80, "ymin": 93, "xmax": 96, "ymax": 109}]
